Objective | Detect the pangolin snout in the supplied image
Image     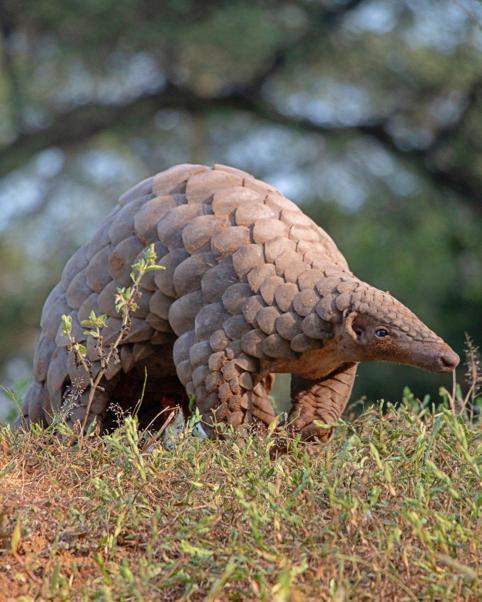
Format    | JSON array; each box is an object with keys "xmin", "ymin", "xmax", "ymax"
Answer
[
  {"xmin": 437, "ymin": 349, "xmax": 460, "ymax": 372},
  {"xmin": 404, "ymin": 341, "xmax": 460, "ymax": 374}
]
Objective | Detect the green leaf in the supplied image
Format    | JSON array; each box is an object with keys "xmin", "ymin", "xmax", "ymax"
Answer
[
  {"xmin": 10, "ymin": 517, "xmax": 21, "ymax": 554},
  {"xmin": 180, "ymin": 541, "xmax": 213, "ymax": 558},
  {"xmin": 77, "ymin": 344, "xmax": 87, "ymax": 357},
  {"xmin": 61, "ymin": 314, "xmax": 72, "ymax": 336},
  {"xmin": 369, "ymin": 442, "xmax": 383, "ymax": 470}
]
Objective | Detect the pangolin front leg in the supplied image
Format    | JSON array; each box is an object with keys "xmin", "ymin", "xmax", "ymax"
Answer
[
  {"xmin": 196, "ymin": 348, "xmax": 277, "ymax": 432},
  {"xmin": 173, "ymin": 327, "xmax": 277, "ymax": 433},
  {"xmin": 289, "ymin": 362, "xmax": 358, "ymax": 441}
]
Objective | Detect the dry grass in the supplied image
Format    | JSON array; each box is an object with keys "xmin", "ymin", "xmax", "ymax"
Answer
[{"xmin": 0, "ymin": 399, "xmax": 480, "ymax": 601}]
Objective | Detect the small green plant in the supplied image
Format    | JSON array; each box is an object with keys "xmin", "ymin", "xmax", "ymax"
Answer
[
  {"xmin": 439, "ymin": 334, "xmax": 482, "ymax": 425},
  {"xmin": 1, "ymin": 379, "xmax": 29, "ymax": 423},
  {"xmin": 61, "ymin": 243, "xmax": 164, "ymax": 432}
]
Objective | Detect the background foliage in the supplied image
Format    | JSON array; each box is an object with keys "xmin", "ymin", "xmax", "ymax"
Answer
[{"xmin": 0, "ymin": 0, "xmax": 481, "ymax": 418}]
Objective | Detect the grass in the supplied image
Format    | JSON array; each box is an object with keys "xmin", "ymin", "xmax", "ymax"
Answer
[{"xmin": 0, "ymin": 399, "xmax": 480, "ymax": 601}]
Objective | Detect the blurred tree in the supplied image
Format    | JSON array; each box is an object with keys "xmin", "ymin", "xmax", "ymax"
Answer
[{"xmin": 0, "ymin": 0, "xmax": 481, "ymax": 416}]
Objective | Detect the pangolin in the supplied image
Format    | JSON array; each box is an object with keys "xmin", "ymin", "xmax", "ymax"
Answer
[{"xmin": 16, "ymin": 163, "xmax": 460, "ymax": 439}]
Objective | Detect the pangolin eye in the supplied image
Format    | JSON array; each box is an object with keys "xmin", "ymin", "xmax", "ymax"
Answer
[{"xmin": 375, "ymin": 328, "xmax": 389, "ymax": 338}]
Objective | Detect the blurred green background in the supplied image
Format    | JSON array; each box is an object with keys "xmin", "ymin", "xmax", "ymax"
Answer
[{"xmin": 0, "ymin": 0, "xmax": 481, "ymax": 419}]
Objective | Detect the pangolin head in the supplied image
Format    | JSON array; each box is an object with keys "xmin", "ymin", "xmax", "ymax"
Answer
[{"xmin": 333, "ymin": 280, "xmax": 459, "ymax": 373}]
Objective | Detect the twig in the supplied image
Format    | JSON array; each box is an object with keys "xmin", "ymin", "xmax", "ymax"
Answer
[{"xmin": 61, "ymin": 244, "xmax": 164, "ymax": 434}]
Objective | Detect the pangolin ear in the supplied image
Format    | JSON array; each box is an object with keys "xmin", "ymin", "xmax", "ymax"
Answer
[{"xmin": 344, "ymin": 310, "xmax": 360, "ymax": 342}]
